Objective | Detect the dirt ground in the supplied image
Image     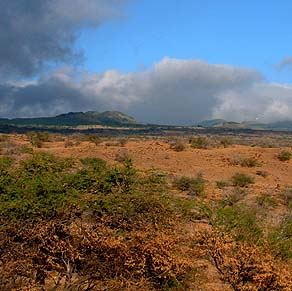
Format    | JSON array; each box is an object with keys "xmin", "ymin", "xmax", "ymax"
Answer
[{"xmin": 29, "ymin": 137, "xmax": 292, "ymax": 198}]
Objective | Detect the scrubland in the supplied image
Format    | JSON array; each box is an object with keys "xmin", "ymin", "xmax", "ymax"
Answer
[{"xmin": 2, "ymin": 132, "xmax": 292, "ymax": 290}]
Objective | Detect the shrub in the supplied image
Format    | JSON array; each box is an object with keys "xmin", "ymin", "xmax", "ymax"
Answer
[
  {"xmin": 239, "ymin": 157, "xmax": 261, "ymax": 167},
  {"xmin": 173, "ymin": 174, "xmax": 205, "ymax": 196},
  {"xmin": 220, "ymin": 137, "xmax": 233, "ymax": 148},
  {"xmin": 231, "ymin": 173, "xmax": 255, "ymax": 187},
  {"xmin": 216, "ymin": 180, "xmax": 229, "ymax": 189},
  {"xmin": 88, "ymin": 134, "xmax": 102, "ymax": 145},
  {"xmin": 189, "ymin": 136, "xmax": 209, "ymax": 149},
  {"xmin": 213, "ymin": 204, "xmax": 262, "ymax": 243},
  {"xmin": 230, "ymin": 155, "xmax": 261, "ymax": 167},
  {"xmin": 277, "ymin": 150, "xmax": 292, "ymax": 161},
  {"xmin": 280, "ymin": 187, "xmax": 292, "ymax": 207},
  {"xmin": 170, "ymin": 140, "xmax": 185, "ymax": 152},
  {"xmin": 202, "ymin": 231, "xmax": 292, "ymax": 290},
  {"xmin": 269, "ymin": 214, "xmax": 292, "ymax": 259},
  {"xmin": 223, "ymin": 187, "xmax": 247, "ymax": 205},
  {"xmin": 115, "ymin": 149, "xmax": 131, "ymax": 162},
  {"xmin": 256, "ymin": 193, "xmax": 278, "ymax": 208},
  {"xmin": 27, "ymin": 131, "xmax": 49, "ymax": 148},
  {"xmin": 256, "ymin": 170, "xmax": 269, "ymax": 178}
]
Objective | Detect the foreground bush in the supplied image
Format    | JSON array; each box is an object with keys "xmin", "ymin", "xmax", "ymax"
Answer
[
  {"xmin": 0, "ymin": 152, "xmax": 198, "ymax": 290},
  {"xmin": 0, "ymin": 220, "xmax": 193, "ymax": 291},
  {"xmin": 202, "ymin": 231, "xmax": 292, "ymax": 291}
]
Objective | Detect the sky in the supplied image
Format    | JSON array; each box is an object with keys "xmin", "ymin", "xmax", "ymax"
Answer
[{"xmin": 1, "ymin": 0, "xmax": 292, "ymax": 124}]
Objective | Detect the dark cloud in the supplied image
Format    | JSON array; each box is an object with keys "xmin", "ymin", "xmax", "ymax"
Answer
[
  {"xmin": 0, "ymin": 0, "xmax": 126, "ymax": 77},
  {"xmin": 276, "ymin": 56, "xmax": 292, "ymax": 70}
]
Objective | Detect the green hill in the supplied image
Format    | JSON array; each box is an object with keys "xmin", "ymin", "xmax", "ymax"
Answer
[{"xmin": 0, "ymin": 111, "xmax": 139, "ymax": 127}]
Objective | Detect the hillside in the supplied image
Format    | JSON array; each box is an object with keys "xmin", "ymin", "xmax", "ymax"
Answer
[
  {"xmin": 0, "ymin": 111, "xmax": 139, "ymax": 127},
  {"xmin": 198, "ymin": 119, "xmax": 292, "ymax": 131}
]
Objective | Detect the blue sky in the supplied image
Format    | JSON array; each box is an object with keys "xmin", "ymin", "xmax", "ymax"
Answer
[
  {"xmin": 79, "ymin": 0, "xmax": 292, "ymax": 83},
  {"xmin": 2, "ymin": 0, "xmax": 292, "ymax": 124}
]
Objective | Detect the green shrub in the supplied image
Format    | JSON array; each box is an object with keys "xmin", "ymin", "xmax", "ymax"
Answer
[
  {"xmin": 189, "ymin": 136, "xmax": 209, "ymax": 149},
  {"xmin": 231, "ymin": 173, "xmax": 255, "ymax": 187},
  {"xmin": 269, "ymin": 214, "xmax": 292, "ymax": 259},
  {"xmin": 239, "ymin": 157, "xmax": 261, "ymax": 167},
  {"xmin": 256, "ymin": 193, "xmax": 278, "ymax": 208},
  {"xmin": 0, "ymin": 156, "xmax": 13, "ymax": 171},
  {"xmin": 216, "ymin": 180, "xmax": 229, "ymax": 189},
  {"xmin": 80, "ymin": 157, "xmax": 107, "ymax": 171},
  {"xmin": 173, "ymin": 174, "xmax": 205, "ymax": 196},
  {"xmin": 278, "ymin": 151, "xmax": 292, "ymax": 161},
  {"xmin": 214, "ymin": 204, "xmax": 262, "ymax": 243}
]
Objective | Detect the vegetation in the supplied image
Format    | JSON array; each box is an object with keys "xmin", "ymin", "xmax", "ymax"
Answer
[
  {"xmin": 0, "ymin": 152, "xmax": 198, "ymax": 290},
  {"xmin": 2, "ymin": 133, "xmax": 292, "ymax": 290},
  {"xmin": 172, "ymin": 174, "xmax": 205, "ymax": 196},
  {"xmin": 169, "ymin": 139, "xmax": 185, "ymax": 152},
  {"xmin": 231, "ymin": 173, "xmax": 255, "ymax": 187},
  {"xmin": 189, "ymin": 136, "xmax": 209, "ymax": 149},
  {"xmin": 278, "ymin": 150, "xmax": 292, "ymax": 161}
]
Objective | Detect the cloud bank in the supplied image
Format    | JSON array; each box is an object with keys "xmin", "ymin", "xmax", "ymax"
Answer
[
  {"xmin": 2, "ymin": 57, "xmax": 292, "ymax": 124},
  {"xmin": 0, "ymin": 0, "xmax": 126, "ymax": 77},
  {"xmin": 276, "ymin": 56, "xmax": 292, "ymax": 70}
]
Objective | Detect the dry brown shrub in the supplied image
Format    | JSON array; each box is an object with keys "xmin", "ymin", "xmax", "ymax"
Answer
[
  {"xmin": 0, "ymin": 218, "xmax": 193, "ymax": 291},
  {"xmin": 201, "ymin": 231, "xmax": 292, "ymax": 291}
]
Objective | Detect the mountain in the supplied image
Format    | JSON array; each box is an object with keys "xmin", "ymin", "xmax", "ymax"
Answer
[
  {"xmin": 197, "ymin": 119, "xmax": 292, "ymax": 131},
  {"xmin": 198, "ymin": 119, "xmax": 243, "ymax": 129},
  {"xmin": 0, "ymin": 111, "xmax": 139, "ymax": 127}
]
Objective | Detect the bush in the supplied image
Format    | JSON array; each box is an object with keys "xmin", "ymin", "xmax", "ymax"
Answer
[
  {"xmin": 214, "ymin": 204, "xmax": 262, "ymax": 243},
  {"xmin": 216, "ymin": 180, "xmax": 229, "ymax": 189},
  {"xmin": 220, "ymin": 137, "xmax": 233, "ymax": 148},
  {"xmin": 231, "ymin": 173, "xmax": 255, "ymax": 187},
  {"xmin": 115, "ymin": 149, "xmax": 131, "ymax": 162},
  {"xmin": 27, "ymin": 131, "xmax": 49, "ymax": 148},
  {"xmin": 173, "ymin": 174, "xmax": 205, "ymax": 196},
  {"xmin": 269, "ymin": 214, "xmax": 292, "ymax": 259},
  {"xmin": 170, "ymin": 140, "xmax": 185, "ymax": 152},
  {"xmin": 189, "ymin": 136, "xmax": 209, "ymax": 149},
  {"xmin": 230, "ymin": 155, "xmax": 261, "ymax": 167},
  {"xmin": 278, "ymin": 151, "xmax": 292, "ymax": 161},
  {"xmin": 280, "ymin": 187, "xmax": 292, "ymax": 206},
  {"xmin": 239, "ymin": 157, "xmax": 261, "ymax": 167},
  {"xmin": 223, "ymin": 187, "xmax": 247, "ymax": 205},
  {"xmin": 87, "ymin": 134, "xmax": 102, "ymax": 145},
  {"xmin": 256, "ymin": 193, "xmax": 278, "ymax": 208},
  {"xmin": 202, "ymin": 231, "xmax": 292, "ymax": 290}
]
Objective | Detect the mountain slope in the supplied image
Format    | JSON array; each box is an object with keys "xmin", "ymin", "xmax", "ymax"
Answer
[{"xmin": 0, "ymin": 111, "xmax": 139, "ymax": 127}]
